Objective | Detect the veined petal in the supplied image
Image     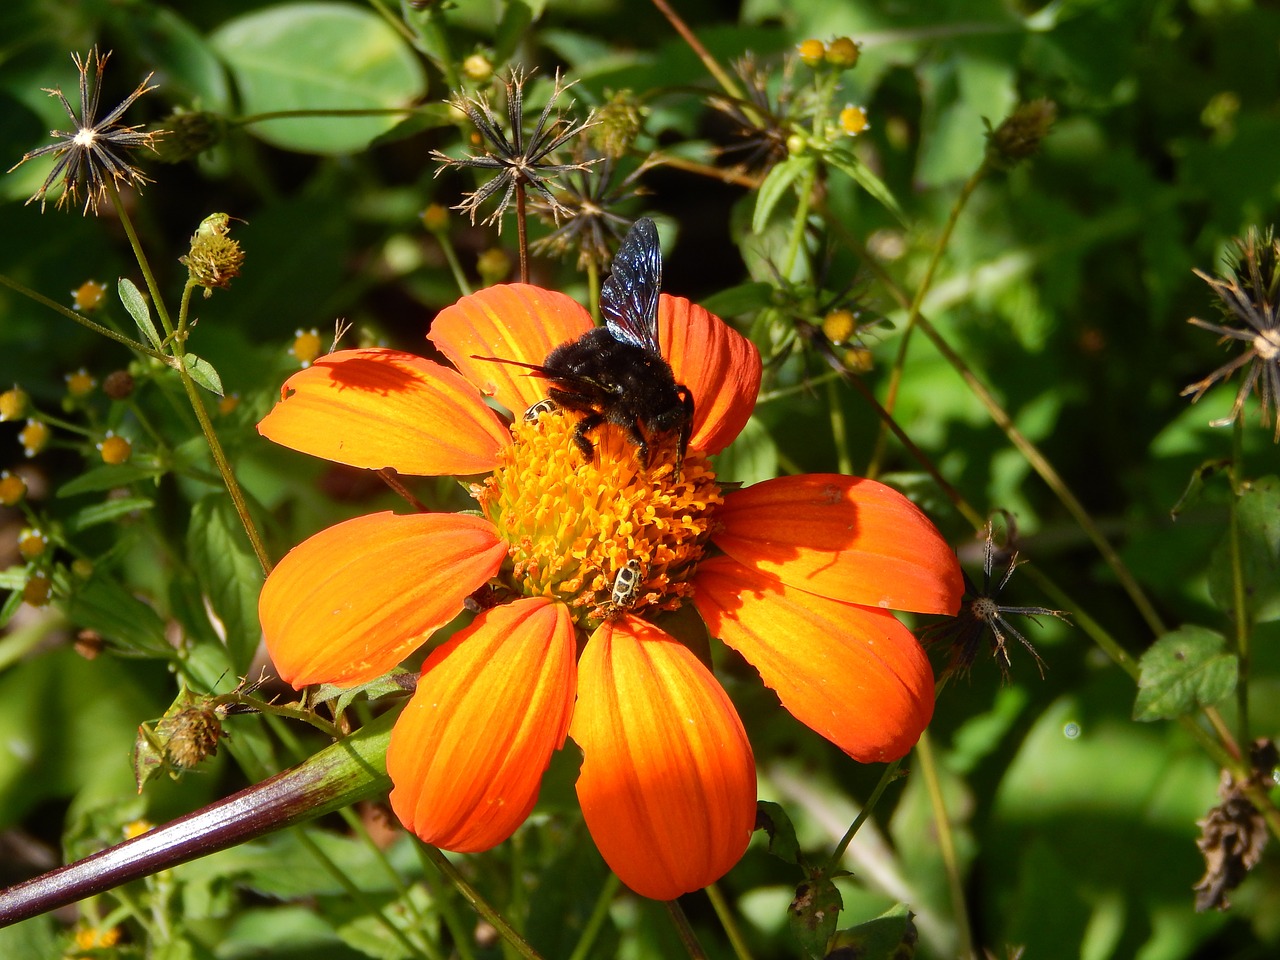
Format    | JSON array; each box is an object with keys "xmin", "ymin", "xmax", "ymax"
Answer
[
  {"xmin": 258, "ymin": 348, "xmax": 509, "ymax": 476},
  {"xmin": 429, "ymin": 284, "xmax": 593, "ymax": 416},
  {"xmin": 260, "ymin": 512, "xmax": 506, "ymax": 686},
  {"xmin": 388, "ymin": 598, "xmax": 577, "ymax": 852},
  {"xmin": 714, "ymin": 473, "xmax": 963, "ymax": 614},
  {"xmin": 693, "ymin": 556, "xmax": 934, "ymax": 763},
  {"xmin": 659, "ymin": 295, "xmax": 761, "ymax": 455},
  {"xmin": 572, "ymin": 617, "xmax": 756, "ymax": 900}
]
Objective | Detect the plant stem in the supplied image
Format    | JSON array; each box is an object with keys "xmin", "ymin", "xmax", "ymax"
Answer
[
  {"xmin": 826, "ymin": 376, "xmax": 852, "ymax": 475},
  {"xmin": 915, "ymin": 730, "xmax": 975, "ymax": 960},
  {"xmin": 706, "ymin": 883, "xmax": 754, "ymax": 960},
  {"xmin": 827, "ymin": 758, "xmax": 902, "ymax": 867},
  {"xmin": 664, "ymin": 899, "xmax": 709, "ymax": 960},
  {"xmin": 567, "ymin": 874, "xmax": 621, "ymax": 960},
  {"xmin": 516, "ymin": 183, "xmax": 530, "ymax": 283},
  {"xmin": 648, "ymin": 0, "xmax": 745, "ymax": 103},
  {"xmin": 419, "ymin": 846, "xmax": 545, "ymax": 960},
  {"xmin": 0, "ymin": 273, "xmax": 159, "ymax": 359},
  {"xmin": 1227, "ymin": 417, "xmax": 1251, "ymax": 746},
  {"xmin": 869, "ymin": 160, "xmax": 990, "ymax": 474}
]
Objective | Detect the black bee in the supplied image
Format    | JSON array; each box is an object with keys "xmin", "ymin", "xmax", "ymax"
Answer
[{"xmin": 500, "ymin": 217, "xmax": 694, "ymax": 473}]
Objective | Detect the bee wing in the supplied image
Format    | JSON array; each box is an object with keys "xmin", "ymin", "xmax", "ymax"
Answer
[{"xmin": 600, "ymin": 217, "xmax": 663, "ymax": 355}]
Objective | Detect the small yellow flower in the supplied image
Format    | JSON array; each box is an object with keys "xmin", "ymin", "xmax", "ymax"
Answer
[
  {"xmin": 98, "ymin": 431, "xmax": 132, "ymax": 465},
  {"xmin": 462, "ymin": 53, "xmax": 493, "ymax": 81},
  {"xmin": 18, "ymin": 528, "xmax": 49, "ymax": 561},
  {"xmin": 290, "ymin": 329, "xmax": 324, "ymax": 368},
  {"xmin": 71, "ymin": 279, "xmax": 108, "ymax": 312},
  {"xmin": 0, "ymin": 386, "xmax": 27, "ymax": 421},
  {"xmin": 825, "ymin": 37, "xmax": 861, "ymax": 69},
  {"xmin": 123, "ymin": 819, "xmax": 154, "ymax": 839},
  {"xmin": 65, "ymin": 368, "xmax": 96, "ymax": 398},
  {"xmin": 71, "ymin": 557, "xmax": 95, "ymax": 579},
  {"xmin": 797, "ymin": 39, "xmax": 826, "ymax": 68},
  {"xmin": 822, "ymin": 308, "xmax": 858, "ymax": 344},
  {"xmin": 477, "ymin": 247, "xmax": 511, "ymax": 285},
  {"xmin": 19, "ymin": 419, "xmax": 50, "ymax": 457},
  {"xmin": 23, "ymin": 574, "xmax": 53, "ymax": 607},
  {"xmin": 0, "ymin": 471, "xmax": 27, "ymax": 506},
  {"xmin": 839, "ymin": 105, "xmax": 870, "ymax": 137},
  {"xmin": 421, "ymin": 203, "xmax": 450, "ymax": 233},
  {"xmin": 73, "ymin": 925, "xmax": 121, "ymax": 950}
]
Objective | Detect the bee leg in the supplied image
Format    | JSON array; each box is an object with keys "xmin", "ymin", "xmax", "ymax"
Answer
[
  {"xmin": 620, "ymin": 420, "xmax": 650, "ymax": 471},
  {"xmin": 571, "ymin": 412, "xmax": 604, "ymax": 462}
]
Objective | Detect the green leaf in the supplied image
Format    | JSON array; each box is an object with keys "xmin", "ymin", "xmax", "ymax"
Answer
[
  {"xmin": 210, "ymin": 3, "xmax": 427, "ymax": 155},
  {"xmin": 188, "ymin": 496, "xmax": 264, "ymax": 670},
  {"xmin": 789, "ymin": 876, "xmax": 842, "ymax": 959},
  {"xmin": 824, "ymin": 144, "xmax": 907, "ymax": 225},
  {"xmin": 756, "ymin": 800, "xmax": 802, "ymax": 866},
  {"xmin": 753, "ymin": 155, "xmax": 814, "ymax": 234},
  {"xmin": 494, "ymin": 0, "xmax": 536, "ymax": 65},
  {"xmin": 699, "ymin": 281, "xmax": 776, "ymax": 317},
  {"xmin": 65, "ymin": 496, "xmax": 154, "ymax": 533},
  {"xmin": 1133, "ymin": 626, "xmax": 1237, "ymax": 721},
  {"xmin": 1209, "ymin": 474, "xmax": 1280, "ymax": 624},
  {"xmin": 825, "ymin": 904, "xmax": 917, "ymax": 960},
  {"xmin": 711, "ymin": 415, "xmax": 777, "ymax": 488},
  {"xmin": 64, "ymin": 576, "xmax": 172, "ymax": 658},
  {"xmin": 57, "ymin": 462, "xmax": 165, "ymax": 497},
  {"xmin": 118, "ymin": 277, "xmax": 162, "ymax": 349},
  {"xmin": 0, "ymin": 913, "xmax": 59, "ymax": 959},
  {"xmin": 183, "ymin": 353, "xmax": 224, "ymax": 396}
]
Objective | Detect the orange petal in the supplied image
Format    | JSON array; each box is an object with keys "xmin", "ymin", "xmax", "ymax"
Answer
[
  {"xmin": 260, "ymin": 512, "xmax": 506, "ymax": 686},
  {"xmin": 388, "ymin": 598, "xmax": 577, "ymax": 852},
  {"xmin": 714, "ymin": 473, "xmax": 963, "ymax": 614},
  {"xmin": 571, "ymin": 616, "xmax": 756, "ymax": 900},
  {"xmin": 693, "ymin": 556, "xmax": 934, "ymax": 763},
  {"xmin": 429, "ymin": 284, "xmax": 594, "ymax": 416},
  {"xmin": 257, "ymin": 348, "xmax": 509, "ymax": 476},
  {"xmin": 659, "ymin": 295, "xmax": 761, "ymax": 455}
]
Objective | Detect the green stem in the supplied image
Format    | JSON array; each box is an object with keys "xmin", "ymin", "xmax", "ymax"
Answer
[
  {"xmin": 412, "ymin": 843, "xmax": 477, "ymax": 960},
  {"xmin": 705, "ymin": 883, "xmax": 754, "ymax": 960},
  {"xmin": 365, "ymin": 0, "xmax": 421, "ymax": 45},
  {"xmin": 827, "ymin": 758, "xmax": 902, "ymax": 867},
  {"xmin": 869, "ymin": 161, "xmax": 990, "ymax": 475},
  {"xmin": 567, "ymin": 874, "xmax": 621, "ymax": 960},
  {"xmin": 1227, "ymin": 417, "xmax": 1251, "ymax": 745},
  {"xmin": 0, "ymin": 273, "xmax": 159, "ymax": 359},
  {"xmin": 648, "ymin": 0, "xmax": 745, "ymax": 104},
  {"xmin": 664, "ymin": 899, "xmax": 709, "ymax": 960},
  {"xmin": 826, "ymin": 376, "xmax": 853, "ymax": 476},
  {"xmin": 779, "ymin": 162, "xmax": 818, "ymax": 282},
  {"xmin": 434, "ymin": 228, "xmax": 473, "ymax": 296},
  {"xmin": 914, "ymin": 730, "xmax": 975, "ymax": 960},
  {"xmin": 419, "ymin": 845, "xmax": 545, "ymax": 960}
]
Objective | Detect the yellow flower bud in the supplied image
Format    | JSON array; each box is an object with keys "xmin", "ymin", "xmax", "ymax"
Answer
[
  {"xmin": 797, "ymin": 39, "xmax": 826, "ymax": 68},
  {"xmin": 421, "ymin": 204, "xmax": 450, "ymax": 233},
  {"xmin": 0, "ymin": 386, "xmax": 27, "ymax": 421},
  {"xmin": 0, "ymin": 471, "xmax": 27, "ymax": 506},
  {"xmin": 65, "ymin": 368, "xmax": 96, "ymax": 398},
  {"xmin": 98, "ymin": 432, "xmax": 133, "ymax": 465},
  {"xmin": 71, "ymin": 557, "xmax": 95, "ymax": 579},
  {"xmin": 462, "ymin": 53, "xmax": 493, "ymax": 81},
  {"xmin": 20, "ymin": 420, "xmax": 50, "ymax": 458},
  {"xmin": 290, "ymin": 329, "xmax": 324, "ymax": 368},
  {"xmin": 477, "ymin": 247, "xmax": 512, "ymax": 285},
  {"xmin": 23, "ymin": 574, "xmax": 52, "ymax": 607},
  {"xmin": 839, "ymin": 105, "xmax": 870, "ymax": 137},
  {"xmin": 844, "ymin": 346, "xmax": 874, "ymax": 372},
  {"xmin": 71, "ymin": 280, "xmax": 108, "ymax": 312},
  {"xmin": 822, "ymin": 309, "xmax": 858, "ymax": 344},
  {"xmin": 825, "ymin": 37, "xmax": 861, "ymax": 69},
  {"xmin": 18, "ymin": 528, "xmax": 48, "ymax": 561}
]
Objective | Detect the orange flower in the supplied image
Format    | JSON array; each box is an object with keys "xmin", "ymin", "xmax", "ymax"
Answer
[{"xmin": 258, "ymin": 283, "xmax": 962, "ymax": 900}]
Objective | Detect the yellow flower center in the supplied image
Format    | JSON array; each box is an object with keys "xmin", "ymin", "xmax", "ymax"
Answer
[{"xmin": 475, "ymin": 409, "xmax": 722, "ymax": 629}]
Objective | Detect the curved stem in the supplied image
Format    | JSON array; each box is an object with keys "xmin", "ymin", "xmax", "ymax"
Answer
[
  {"xmin": 567, "ymin": 873, "xmax": 621, "ymax": 960},
  {"xmin": 648, "ymin": 0, "xmax": 745, "ymax": 104},
  {"xmin": 827, "ymin": 758, "xmax": 902, "ymax": 867}
]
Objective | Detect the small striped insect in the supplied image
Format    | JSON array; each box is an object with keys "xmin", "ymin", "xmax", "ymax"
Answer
[{"xmin": 610, "ymin": 559, "xmax": 644, "ymax": 610}]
